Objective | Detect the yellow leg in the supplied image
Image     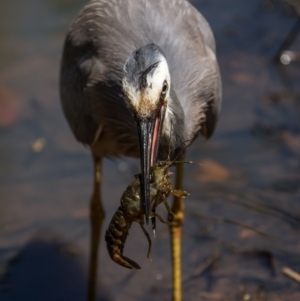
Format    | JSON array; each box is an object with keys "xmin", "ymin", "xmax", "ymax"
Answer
[
  {"xmin": 87, "ymin": 155, "xmax": 105, "ymax": 301},
  {"xmin": 169, "ymin": 158, "xmax": 185, "ymax": 301}
]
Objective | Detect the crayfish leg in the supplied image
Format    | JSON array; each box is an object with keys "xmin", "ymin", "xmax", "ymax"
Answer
[
  {"xmin": 162, "ymin": 199, "xmax": 176, "ymax": 219},
  {"xmin": 112, "ymin": 253, "xmax": 141, "ymax": 270},
  {"xmin": 155, "ymin": 212, "xmax": 175, "ymax": 226},
  {"xmin": 139, "ymin": 223, "xmax": 152, "ymax": 261},
  {"xmin": 170, "ymin": 189, "xmax": 189, "ymax": 198}
]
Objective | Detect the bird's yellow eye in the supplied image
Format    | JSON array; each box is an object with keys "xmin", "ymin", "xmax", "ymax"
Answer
[{"xmin": 162, "ymin": 82, "xmax": 168, "ymax": 95}]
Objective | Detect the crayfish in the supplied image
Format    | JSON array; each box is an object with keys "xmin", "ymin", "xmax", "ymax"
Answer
[{"xmin": 105, "ymin": 160, "xmax": 188, "ymax": 269}]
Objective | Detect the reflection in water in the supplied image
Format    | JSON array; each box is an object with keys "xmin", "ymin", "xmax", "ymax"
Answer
[
  {"xmin": 274, "ymin": 18, "xmax": 300, "ymax": 62},
  {"xmin": 273, "ymin": 0, "xmax": 300, "ymax": 65},
  {"xmin": 0, "ymin": 232, "xmax": 111, "ymax": 301}
]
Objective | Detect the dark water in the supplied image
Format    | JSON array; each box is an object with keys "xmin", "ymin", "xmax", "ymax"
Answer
[{"xmin": 0, "ymin": 0, "xmax": 300, "ymax": 300}]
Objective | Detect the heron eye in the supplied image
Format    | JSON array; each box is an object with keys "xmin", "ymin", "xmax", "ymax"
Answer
[{"xmin": 162, "ymin": 82, "xmax": 168, "ymax": 94}]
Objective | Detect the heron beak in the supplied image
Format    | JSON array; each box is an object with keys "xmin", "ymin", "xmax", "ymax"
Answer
[
  {"xmin": 136, "ymin": 103, "xmax": 166, "ymax": 224},
  {"xmin": 137, "ymin": 117, "xmax": 155, "ymax": 224}
]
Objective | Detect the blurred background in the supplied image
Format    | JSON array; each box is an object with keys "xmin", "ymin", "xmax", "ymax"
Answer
[{"xmin": 0, "ymin": 0, "xmax": 300, "ymax": 300}]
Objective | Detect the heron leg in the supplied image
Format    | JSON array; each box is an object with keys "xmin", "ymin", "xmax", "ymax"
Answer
[
  {"xmin": 87, "ymin": 155, "xmax": 105, "ymax": 301},
  {"xmin": 169, "ymin": 157, "xmax": 185, "ymax": 301}
]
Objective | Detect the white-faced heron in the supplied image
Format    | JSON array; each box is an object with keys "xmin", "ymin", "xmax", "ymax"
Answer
[{"xmin": 60, "ymin": 0, "xmax": 221, "ymax": 300}]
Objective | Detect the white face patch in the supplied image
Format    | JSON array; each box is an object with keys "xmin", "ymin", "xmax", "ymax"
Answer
[
  {"xmin": 146, "ymin": 56, "xmax": 170, "ymax": 100},
  {"xmin": 122, "ymin": 55, "xmax": 171, "ymax": 118}
]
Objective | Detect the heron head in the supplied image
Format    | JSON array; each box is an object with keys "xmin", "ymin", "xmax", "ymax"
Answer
[
  {"xmin": 122, "ymin": 44, "xmax": 170, "ymax": 223},
  {"xmin": 122, "ymin": 44, "xmax": 170, "ymax": 117}
]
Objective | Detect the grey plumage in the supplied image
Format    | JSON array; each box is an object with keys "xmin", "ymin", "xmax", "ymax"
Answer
[{"xmin": 60, "ymin": 0, "xmax": 222, "ymax": 159}]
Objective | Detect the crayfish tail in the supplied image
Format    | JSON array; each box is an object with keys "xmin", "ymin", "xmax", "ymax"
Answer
[
  {"xmin": 105, "ymin": 206, "xmax": 142, "ymax": 270},
  {"xmin": 112, "ymin": 254, "xmax": 141, "ymax": 269}
]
